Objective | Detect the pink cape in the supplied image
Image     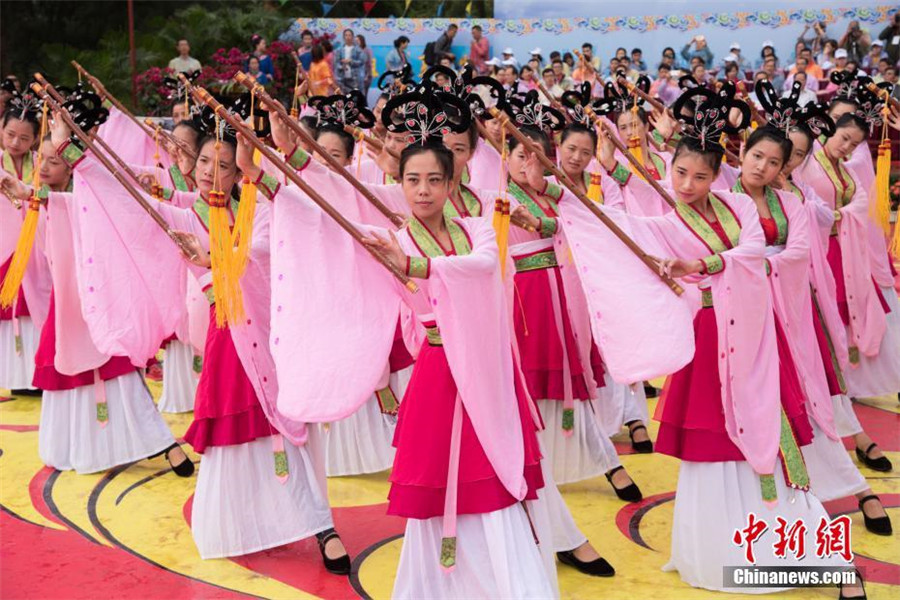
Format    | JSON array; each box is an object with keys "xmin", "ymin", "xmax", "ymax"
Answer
[
  {"xmin": 765, "ymin": 190, "xmax": 838, "ymax": 440},
  {"xmin": 269, "ymin": 183, "xmax": 528, "ymax": 501},
  {"xmin": 795, "ymin": 154, "xmax": 887, "ymax": 357},
  {"xmin": 97, "ymin": 107, "xmax": 173, "ymax": 170}
]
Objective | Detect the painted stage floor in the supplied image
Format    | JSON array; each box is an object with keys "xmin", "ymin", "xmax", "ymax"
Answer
[{"xmin": 0, "ymin": 379, "xmax": 898, "ymax": 600}]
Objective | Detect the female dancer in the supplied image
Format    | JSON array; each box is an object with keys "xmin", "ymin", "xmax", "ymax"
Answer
[
  {"xmin": 795, "ymin": 102, "xmax": 900, "ymax": 473},
  {"xmin": 592, "ymin": 86, "xmax": 865, "ymax": 596},
  {"xmin": 0, "ymin": 98, "xmax": 192, "ymax": 477},
  {"xmin": 52, "ymin": 98, "xmax": 347, "ymax": 571},
  {"xmin": 261, "ymin": 89, "xmax": 558, "ymax": 597},
  {"xmin": 731, "ymin": 81, "xmax": 891, "ymax": 536},
  {"xmin": 0, "ymin": 91, "xmax": 51, "ymax": 394}
]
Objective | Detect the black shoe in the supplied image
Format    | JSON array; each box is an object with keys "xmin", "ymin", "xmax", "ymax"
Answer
[
  {"xmin": 11, "ymin": 388, "xmax": 42, "ymax": 397},
  {"xmin": 642, "ymin": 382, "xmax": 658, "ymax": 398},
  {"xmin": 605, "ymin": 466, "xmax": 642, "ymax": 503},
  {"xmin": 859, "ymin": 494, "xmax": 893, "ymax": 536},
  {"xmin": 149, "ymin": 443, "xmax": 195, "ymax": 477},
  {"xmin": 557, "ymin": 550, "xmax": 615, "ymax": 577},
  {"xmin": 316, "ymin": 528, "xmax": 351, "ymax": 575},
  {"xmin": 838, "ymin": 569, "xmax": 866, "ymax": 600},
  {"xmin": 626, "ymin": 421, "xmax": 654, "ymax": 454},
  {"xmin": 855, "ymin": 443, "xmax": 892, "ymax": 472}
]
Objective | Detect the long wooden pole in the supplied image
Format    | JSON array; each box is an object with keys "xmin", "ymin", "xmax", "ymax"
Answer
[
  {"xmin": 344, "ymin": 124, "xmax": 400, "ymax": 160},
  {"xmin": 617, "ymin": 75, "xmax": 742, "ymax": 164},
  {"xmin": 72, "ymin": 60, "xmax": 153, "ymax": 137},
  {"xmin": 584, "ymin": 107, "xmax": 676, "ymax": 208},
  {"xmin": 31, "ymin": 82, "xmax": 187, "ymax": 254},
  {"xmin": 230, "ymin": 71, "xmax": 404, "ymax": 228},
  {"xmin": 866, "ymin": 81, "xmax": 900, "ymax": 111},
  {"xmin": 488, "ymin": 107, "xmax": 683, "ymax": 295},
  {"xmin": 474, "ymin": 120, "xmax": 503, "ymax": 154},
  {"xmin": 144, "ymin": 117, "xmax": 198, "ymax": 160},
  {"xmin": 187, "ymin": 83, "xmax": 417, "ymax": 293},
  {"xmin": 35, "ymin": 74, "xmax": 153, "ymax": 195}
]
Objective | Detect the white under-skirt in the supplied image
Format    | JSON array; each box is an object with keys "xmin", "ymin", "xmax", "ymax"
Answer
[
  {"xmin": 0, "ymin": 317, "xmax": 38, "ymax": 390},
  {"xmin": 593, "ymin": 374, "xmax": 651, "ymax": 437},
  {"xmin": 538, "ymin": 450, "xmax": 588, "ymax": 553},
  {"xmin": 323, "ymin": 396, "xmax": 396, "ymax": 476},
  {"xmin": 191, "ymin": 434, "xmax": 334, "ymax": 560},
  {"xmin": 322, "ymin": 366, "xmax": 412, "ymax": 476},
  {"xmin": 664, "ymin": 460, "xmax": 847, "ymax": 593},
  {"xmin": 392, "ymin": 502, "xmax": 557, "ymax": 600},
  {"xmin": 156, "ymin": 340, "xmax": 198, "ymax": 414},
  {"xmin": 844, "ymin": 287, "xmax": 900, "ymax": 398},
  {"xmin": 831, "ymin": 394, "xmax": 863, "ymax": 437},
  {"xmin": 803, "ymin": 420, "xmax": 868, "ymax": 502},
  {"xmin": 536, "ymin": 398, "xmax": 621, "ymax": 485},
  {"xmin": 38, "ymin": 370, "xmax": 175, "ymax": 474}
]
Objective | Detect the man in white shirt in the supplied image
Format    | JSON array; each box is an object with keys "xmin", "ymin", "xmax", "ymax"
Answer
[
  {"xmin": 788, "ymin": 72, "xmax": 818, "ymax": 106},
  {"xmin": 168, "ymin": 39, "xmax": 202, "ymax": 73}
]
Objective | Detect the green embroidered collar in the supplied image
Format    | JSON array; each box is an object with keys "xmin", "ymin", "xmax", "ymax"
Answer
[
  {"xmin": 407, "ymin": 214, "xmax": 471, "ymax": 257},
  {"xmin": 814, "ymin": 148, "xmax": 855, "ymax": 208},
  {"xmin": 444, "ymin": 184, "xmax": 481, "ymax": 219},
  {"xmin": 733, "ymin": 178, "xmax": 788, "ymax": 246},
  {"xmin": 192, "ymin": 194, "xmax": 239, "ymax": 231},
  {"xmin": 508, "ymin": 180, "xmax": 562, "ymax": 218},
  {"xmin": 2, "ymin": 151, "xmax": 33, "ymax": 182},
  {"xmin": 675, "ymin": 193, "xmax": 741, "ymax": 253}
]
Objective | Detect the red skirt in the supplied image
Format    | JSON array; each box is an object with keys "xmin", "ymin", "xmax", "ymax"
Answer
[
  {"xmin": 656, "ymin": 306, "xmax": 813, "ymax": 462},
  {"xmin": 811, "ymin": 293, "xmax": 844, "ymax": 397},
  {"xmin": 512, "ymin": 264, "xmax": 602, "ymax": 402},
  {"xmin": 826, "ymin": 235, "xmax": 889, "ymax": 325},
  {"xmin": 32, "ymin": 292, "xmax": 134, "ymax": 391},
  {"xmin": 0, "ymin": 256, "xmax": 29, "ymax": 320},
  {"xmin": 388, "ymin": 333, "xmax": 544, "ymax": 519},
  {"xmin": 183, "ymin": 305, "xmax": 273, "ymax": 454},
  {"xmin": 388, "ymin": 319, "xmax": 414, "ymax": 373}
]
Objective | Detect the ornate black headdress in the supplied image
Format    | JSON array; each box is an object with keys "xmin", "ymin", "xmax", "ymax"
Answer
[
  {"xmin": 308, "ymin": 90, "xmax": 376, "ymax": 130},
  {"xmin": 559, "ymin": 81, "xmax": 601, "ymax": 127},
  {"xmin": 61, "ymin": 85, "xmax": 109, "ymax": 135},
  {"xmin": 507, "ymin": 89, "xmax": 565, "ymax": 133},
  {"xmin": 5, "ymin": 87, "xmax": 43, "ymax": 123},
  {"xmin": 830, "ymin": 69, "xmax": 865, "ymax": 103},
  {"xmin": 192, "ymin": 92, "xmax": 264, "ymax": 143},
  {"xmin": 423, "ymin": 64, "xmax": 508, "ymax": 122},
  {"xmin": 672, "ymin": 81, "xmax": 751, "ymax": 152},
  {"xmin": 381, "ymin": 84, "xmax": 472, "ymax": 146},
  {"xmin": 854, "ymin": 78, "xmax": 894, "ymax": 129},
  {"xmin": 164, "ymin": 70, "xmax": 201, "ymax": 104},
  {"xmin": 591, "ymin": 75, "xmax": 651, "ymax": 119},
  {"xmin": 377, "ymin": 63, "xmax": 415, "ymax": 99},
  {"xmin": 755, "ymin": 79, "xmax": 835, "ymax": 139}
]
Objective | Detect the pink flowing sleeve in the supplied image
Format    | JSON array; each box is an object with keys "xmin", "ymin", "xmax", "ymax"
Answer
[
  {"xmin": 269, "ymin": 183, "xmax": 402, "ymax": 423},
  {"xmin": 766, "ymin": 192, "xmax": 838, "ymax": 440},
  {"xmin": 555, "ymin": 197, "xmax": 696, "ymax": 383},
  {"xmin": 67, "ymin": 155, "xmax": 190, "ymax": 367},
  {"xmin": 603, "ymin": 160, "xmax": 674, "ymax": 217},
  {"xmin": 837, "ymin": 171, "xmax": 888, "ymax": 357},
  {"xmin": 97, "ymin": 107, "xmax": 173, "ymax": 170}
]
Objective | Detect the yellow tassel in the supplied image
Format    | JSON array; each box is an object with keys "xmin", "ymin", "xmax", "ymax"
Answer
[
  {"xmin": 628, "ymin": 136, "xmax": 646, "ymax": 181},
  {"xmin": 0, "ymin": 104, "xmax": 47, "ymax": 308},
  {"xmin": 587, "ymin": 172, "xmax": 604, "ymax": 203},
  {"xmin": 871, "ymin": 138, "xmax": 892, "ymax": 234},
  {"xmin": 0, "ymin": 199, "xmax": 40, "ymax": 308}
]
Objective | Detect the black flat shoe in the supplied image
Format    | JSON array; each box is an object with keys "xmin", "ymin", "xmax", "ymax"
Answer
[
  {"xmin": 11, "ymin": 388, "xmax": 42, "ymax": 397},
  {"xmin": 626, "ymin": 422, "xmax": 654, "ymax": 454},
  {"xmin": 859, "ymin": 495, "xmax": 893, "ymax": 536},
  {"xmin": 838, "ymin": 569, "xmax": 866, "ymax": 599},
  {"xmin": 149, "ymin": 443, "xmax": 195, "ymax": 477},
  {"xmin": 316, "ymin": 528, "xmax": 351, "ymax": 575},
  {"xmin": 557, "ymin": 550, "xmax": 615, "ymax": 577},
  {"xmin": 855, "ymin": 443, "xmax": 892, "ymax": 472},
  {"xmin": 642, "ymin": 382, "xmax": 658, "ymax": 398},
  {"xmin": 605, "ymin": 466, "xmax": 642, "ymax": 503}
]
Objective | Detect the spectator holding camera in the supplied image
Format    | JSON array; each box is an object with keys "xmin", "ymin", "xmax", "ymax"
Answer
[{"xmin": 839, "ymin": 20, "xmax": 871, "ymax": 63}]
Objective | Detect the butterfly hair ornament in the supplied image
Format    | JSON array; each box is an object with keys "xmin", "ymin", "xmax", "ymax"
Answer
[
  {"xmin": 671, "ymin": 81, "xmax": 751, "ymax": 152},
  {"xmin": 754, "ymin": 79, "xmax": 835, "ymax": 139}
]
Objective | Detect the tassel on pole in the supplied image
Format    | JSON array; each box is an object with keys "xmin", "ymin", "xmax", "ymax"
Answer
[
  {"xmin": 0, "ymin": 104, "xmax": 48, "ymax": 308},
  {"xmin": 871, "ymin": 104, "xmax": 892, "ymax": 235}
]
